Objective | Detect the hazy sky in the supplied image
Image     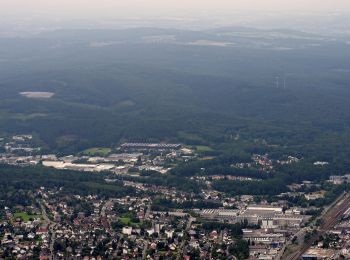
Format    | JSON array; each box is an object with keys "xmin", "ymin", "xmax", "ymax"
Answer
[{"xmin": 2, "ymin": 0, "xmax": 350, "ymax": 19}]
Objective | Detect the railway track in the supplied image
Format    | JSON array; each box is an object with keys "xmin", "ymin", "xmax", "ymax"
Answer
[{"xmin": 286, "ymin": 193, "xmax": 350, "ymax": 260}]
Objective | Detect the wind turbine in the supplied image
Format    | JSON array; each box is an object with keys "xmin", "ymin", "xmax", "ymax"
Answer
[{"xmin": 275, "ymin": 76, "xmax": 280, "ymax": 88}]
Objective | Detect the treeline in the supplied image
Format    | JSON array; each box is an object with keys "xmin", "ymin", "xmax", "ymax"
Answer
[
  {"xmin": 212, "ymin": 178, "xmax": 288, "ymax": 196},
  {"xmin": 170, "ymin": 155, "xmax": 267, "ymax": 180},
  {"xmin": 0, "ymin": 190, "xmax": 34, "ymax": 209},
  {"xmin": 202, "ymin": 221, "xmax": 245, "ymax": 238},
  {"xmin": 120, "ymin": 172, "xmax": 203, "ymax": 193},
  {"xmin": 0, "ymin": 165, "xmax": 136, "ymax": 202},
  {"xmin": 151, "ymin": 198, "xmax": 222, "ymax": 211},
  {"xmin": 280, "ymin": 183, "xmax": 349, "ymax": 209}
]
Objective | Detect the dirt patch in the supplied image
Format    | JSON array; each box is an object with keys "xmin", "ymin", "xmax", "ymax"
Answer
[{"xmin": 20, "ymin": 92, "xmax": 55, "ymax": 98}]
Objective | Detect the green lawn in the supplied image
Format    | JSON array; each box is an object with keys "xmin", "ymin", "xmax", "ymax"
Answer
[
  {"xmin": 199, "ymin": 156, "xmax": 215, "ymax": 160},
  {"xmin": 119, "ymin": 217, "xmax": 142, "ymax": 228},
  {"xmin": 195, "ymin": 145, "xmax": 214, "ymax": 153},
  {"xmin": 119, "ymin": 217, "xmax": 131, "ymax": 225},
  {"xmin": 14, "ymin": 212, "xmax": 42, "ymax": 222},
  {"xmin": 118, "ymin": 215, "xmax": 141, "ymax": 228},
  {"xmin": 82, "ymin": 147, "xmax": 112, "ymax": 156}
]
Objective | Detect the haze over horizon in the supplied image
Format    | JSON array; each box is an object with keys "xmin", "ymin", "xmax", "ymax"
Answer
[{"xmin": 2, "ymin": 0, "xmax": 350, "ymax": 20}]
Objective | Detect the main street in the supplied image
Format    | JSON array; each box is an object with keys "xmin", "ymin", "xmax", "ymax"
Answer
[
  {"xmin": 39, "ymin": 200, "xmax": 57, "ymax": 260},
  {"xmin": 142, "ymin": 200, "xmax": 152, "ymax": 260},
  {"xmin": 176, "ymin": 216, "xmax": 195, "ymax": 260}
]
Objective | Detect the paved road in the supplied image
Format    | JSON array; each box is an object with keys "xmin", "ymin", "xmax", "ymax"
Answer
[
  {"xmin": 142, "ymin": 240, "xmax": 149, "ymax": 260},
  {"xmin": 101, "ymin": 198, "xmax": 118, "ymax": 217},
  {"xmin": 39, "ymin": 201, "xmax": 57, "ymax": 260},
  {"xmin": 141, "ymin": 200, "xmax": 152, "ymax": 259},
  {"xmin": 176, "ymin": 217, "xmax": 195, "ymax": 260},
  {"xmin": 145, "ymin": 200, "xmax": 151, "ymax": 219}
]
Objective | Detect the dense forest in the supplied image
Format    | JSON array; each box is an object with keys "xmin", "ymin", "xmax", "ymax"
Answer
[
  {"xmin": 0, "ymin": 165, "xmax": 136, "ymax": 209},
  {"xmin": 0, "ymin": 27, "xmax": 350, "ymax": 163}
]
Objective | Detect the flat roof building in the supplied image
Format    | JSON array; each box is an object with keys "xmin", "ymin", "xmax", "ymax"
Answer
[{"xmin": 121, "ymin": 143, "xmax": 181, "ymax": 150}]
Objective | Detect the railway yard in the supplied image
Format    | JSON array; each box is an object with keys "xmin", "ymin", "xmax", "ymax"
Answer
[{"xmin": 285, "ymin": 193, "xmax": 350, "ymax": 260}]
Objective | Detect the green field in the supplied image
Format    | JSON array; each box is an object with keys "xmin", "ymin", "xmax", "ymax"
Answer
[
  {"xmin": 195, "ymin": 145, "xmax": 214, "ymax": 153},
  {"xmin": 14, "ymin": 212, "xmax": 42, "ymax": 222},
  {"xmin": 82, "ymin": 147, "xmax": 112, "ymax": 156},
  {"xmin": 118, "ymin": 217, "xmax": 142, "ymax": 228},
  {"xmin": 119, "ymin": 217, "xmax": 132, "ymax": 225},
  {"xmin": 199, "ymin": 156, "xmax": 215, "ymax": 160}
]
